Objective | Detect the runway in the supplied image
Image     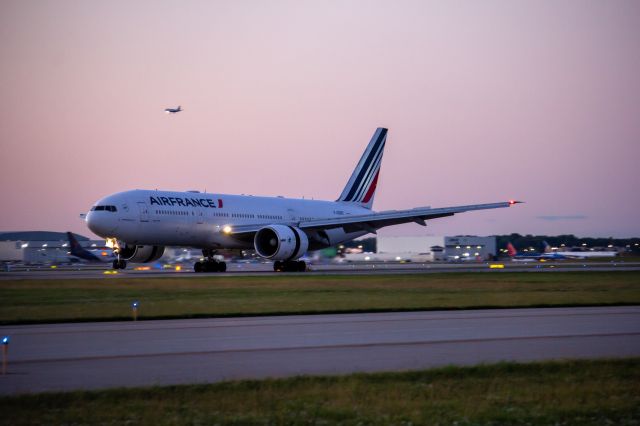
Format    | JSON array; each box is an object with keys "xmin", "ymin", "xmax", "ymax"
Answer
[
  {"xmin": 1, "ymin": 306, "xmax": 639, "ymax": 395},
  {"xmin": 2, "ymin": 260, "xmax": 639, "ymax": 280}
]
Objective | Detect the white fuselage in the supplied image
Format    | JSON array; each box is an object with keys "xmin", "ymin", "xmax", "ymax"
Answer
[
  {"xmin": 554, "ymin": 251, "xmax": 617, "ymax": 259},
  {"xmin": 86, "ymin": 190, "xmax": 369, "ymax": 250}
]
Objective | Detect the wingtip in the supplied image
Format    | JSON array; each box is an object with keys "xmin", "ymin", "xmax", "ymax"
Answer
[{"xmin": 508, "ymin": 200, "xmax": 524, "ymax": 206}]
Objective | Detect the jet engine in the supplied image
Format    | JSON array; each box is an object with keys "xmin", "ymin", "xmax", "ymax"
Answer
[
  {"xmin": 118, "ymin": 244, "xmax": 165, "ymax": 263},
  {"xmin": 254, "ymin": 225, "xmax": 309, "ymax": 261}
]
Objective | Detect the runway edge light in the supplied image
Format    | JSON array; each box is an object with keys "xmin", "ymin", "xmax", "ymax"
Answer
[
  {"xmin": 132, "ymin": 301, "xmax": 139, "ymax": 321},
  {"xmin": 2, "ymin": 336, "xmax": 8, "ymax": 375}
]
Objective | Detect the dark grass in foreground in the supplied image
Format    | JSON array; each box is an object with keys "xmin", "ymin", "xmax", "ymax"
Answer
[
  {"xmin": 1, "ymin": 359, "xmax": 639, "ymax": 425},
  {"xmin": 1, "ymin": 271, "xmax": 639, "ymax": 324}
]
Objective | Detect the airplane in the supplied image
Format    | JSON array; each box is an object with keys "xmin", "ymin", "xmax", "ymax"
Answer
[
  {"xmin": 506, "ymin": 242, "xmax": 566, "ymax": 261},
  {"xmin": 85, "ymin": 127, "xmax": 522, "ymax": 272},
  {"xmin": 66, "ymin": 232, "xmax": 115, "ymax": 263},
  {"xmin": 554, "ymin": 250, "xmax": 617, "ymax": 259},
  {"xmin": 164, "ymin": 106, "xmax": 182, "ymax": 114}
]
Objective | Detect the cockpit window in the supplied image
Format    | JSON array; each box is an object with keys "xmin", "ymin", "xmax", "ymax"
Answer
[{"xmin": 91, "ymin": 205, "xmax": 117, "ymax": 212}]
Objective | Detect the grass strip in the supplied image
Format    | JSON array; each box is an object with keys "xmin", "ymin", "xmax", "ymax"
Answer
[
  {"xmin": 1, "ymin": 358, "xmax": 638, "ymax": 425},
  {"xmin": 1, "ymin": 271, "xmax": 639, "ymax": 324}
]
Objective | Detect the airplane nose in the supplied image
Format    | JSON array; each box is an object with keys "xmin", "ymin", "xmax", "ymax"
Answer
[{"xmin": 86, "ymin": 212, "xmax": 118, "ymax": 237}]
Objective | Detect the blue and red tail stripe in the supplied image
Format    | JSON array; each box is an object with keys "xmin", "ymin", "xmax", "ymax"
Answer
[{"xmin": 337, "ymin": 127, "xmax": 387, "ymax": 209}]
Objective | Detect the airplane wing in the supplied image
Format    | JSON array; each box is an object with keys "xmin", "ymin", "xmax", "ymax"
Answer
[
  {"xmin": 299, "ymin": 201, "xmax": 520, "ymax": 233},
  {"xmin": 227, "ymin": 201, "xmax": 521, "ymax": 238}
]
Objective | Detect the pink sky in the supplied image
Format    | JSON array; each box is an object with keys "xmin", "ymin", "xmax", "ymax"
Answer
[{"xmin": 1, "ymin": 1, "xmax": 639, "ymax": 238}]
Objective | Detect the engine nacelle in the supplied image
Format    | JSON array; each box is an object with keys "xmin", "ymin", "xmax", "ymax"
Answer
[
  {"xmin": 254, "ymin": 225, "xmax": 309, "ymax": 261},
  {"xmin": 119, "ymin": 244, "xmax": 165, "ymax": 263}
]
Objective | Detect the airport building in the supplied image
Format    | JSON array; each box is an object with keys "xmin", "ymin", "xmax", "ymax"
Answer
[
  {"xmin": 375, "ymin": 235, "xmax": 497, "ymax": 261},
  {"xmin": 0, "ymin": 231, "xmax": 109, "ymax": 264},
  {"xmin": 444, "ymin": 236, "xmax": 497, "ymax": 260}
]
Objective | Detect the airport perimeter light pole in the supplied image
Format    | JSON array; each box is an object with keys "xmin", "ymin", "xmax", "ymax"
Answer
[{"xmin": 1, "ymin": 336, "xmax": 8, "ymax": 375}]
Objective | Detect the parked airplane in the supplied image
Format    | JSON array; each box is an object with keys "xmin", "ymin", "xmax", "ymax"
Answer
[
  {"xmin": 553, "ymin": 248, "xmax": 617, "ymax": 259},
  {"xmin": 506, "ymin": 242, "xmax": 566, "ymax": 261},
  {"xmin": 66, "ymin": 232, "xmax": 114, "ymax": 263},
  {"xmin": 85, "ymin": 127, "xmax": 521, "ymax": 272},
  {"xmin": 164, "ymin": 106, "xmax": 182, "ymax": 114},
  {"xmin": 508, "ymin": 241, "xmax": 617, "ymax": 261}
]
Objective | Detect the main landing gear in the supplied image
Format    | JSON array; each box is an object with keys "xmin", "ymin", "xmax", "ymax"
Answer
[
  {"xmin": 194, "ymin": 249, "xmax": 227, "ymax": 273},
  {"xmin": 112, "ymin": 259, "xmax": 127, "ymax": 270},
  {"xmin": 273, "ymin": 260, "xmax": 307, "ymax": 272}
]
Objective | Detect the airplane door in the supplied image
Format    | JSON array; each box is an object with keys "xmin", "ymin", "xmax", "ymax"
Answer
[
  {"xmin": 287, "ymin": 208, "xmax": 297, "ymax": 222},
  {"xmin": 137, "ymin": 202, "xmax": 149, "ymax": 222}
]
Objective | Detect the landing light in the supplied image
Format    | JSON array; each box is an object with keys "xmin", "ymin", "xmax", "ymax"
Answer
[
  {"xmin": 222, "ymin": 225, "xmax": 232, "ymax": 234},
  {"xmin": 1, "ymin": 336, "xmax": 8, "ymax": 345}
]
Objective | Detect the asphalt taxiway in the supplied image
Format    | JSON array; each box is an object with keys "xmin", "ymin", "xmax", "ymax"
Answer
[
  {"xmin": 1, "ymin": 306, "xmax": 639, "ymax": 395},
  {"xmin": 2, "ymin": 260, "xmax": 639, "ymax": 280}
]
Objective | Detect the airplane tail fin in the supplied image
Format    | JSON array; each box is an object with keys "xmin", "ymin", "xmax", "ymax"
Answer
[
  {"xmin": 337, "ymin": 127, "xmax": 387, "ymax": 209},
  {"xmin": 67, "ymin": 232, "xmax": 86, "ymax": 256},
  {"xmin": 67, "ymin": 232, "xmax": 81, "ymax": 250},
  {"xmin": 506, "ymin": 242, "xmax": 517, "ymax": 257},
  {"xmin": 543, "ymin": 241, "xmax": 552, "ymax": 253}
]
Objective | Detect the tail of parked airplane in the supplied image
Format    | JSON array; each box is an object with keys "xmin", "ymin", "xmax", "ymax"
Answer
[
  {"xmin": 506, "ymin": 242, "xmax": 518, "ymax": 257},
  {"xmin": 67, "ymin": 232, "xmax": 100, "ymax": 261},
  {"xmin": 337, "ymin": 127, "xmax": 387, "ymax": 209}
]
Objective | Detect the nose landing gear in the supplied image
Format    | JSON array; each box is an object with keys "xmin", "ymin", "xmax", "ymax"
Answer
[
  {"xmin": 194, "ymin": 249, "xmax": 227, "ymax": 273},
  {"xmin": 112, "ymin": 259, "xmax": 127, "ymax": 270},
  {"xmin": 107, "ymin": 239, "xmax": 127, "ymax": 270}
]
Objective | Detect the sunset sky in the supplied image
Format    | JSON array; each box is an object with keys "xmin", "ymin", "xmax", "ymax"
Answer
[{"xmin": 1, "ymin": 1, "xmax": 639, "ymax": 238}]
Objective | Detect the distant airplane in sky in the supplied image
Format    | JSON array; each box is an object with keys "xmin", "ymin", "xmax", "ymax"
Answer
[
  {"xmin": 164, "ymin": 106, "xmax": 182, "ymax": 114},
  {"xmin": 85, "ymin": 127, "xmax": 521, "ymax": 272}
]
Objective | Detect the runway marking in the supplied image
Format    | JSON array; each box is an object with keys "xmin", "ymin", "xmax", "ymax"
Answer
[{"xmin": 10, "ymin": 331, "xmax": 640, "ymax": 366}]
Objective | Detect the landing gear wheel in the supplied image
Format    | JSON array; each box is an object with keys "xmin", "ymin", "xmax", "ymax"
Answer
[
  {"xmin": 273, "ymin": 260, "xmax": 307, "ymax": 272},
  {"xmin": 112, "ymin": 260, "xmax": 119, "ymax": 270},
  {"xmin": 118, "ymin": 259, "xmax": 127, "ymax": 270},
  {"xmin": 194, "ymin": 260, "xmax": 226, "ymax": 272}
]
